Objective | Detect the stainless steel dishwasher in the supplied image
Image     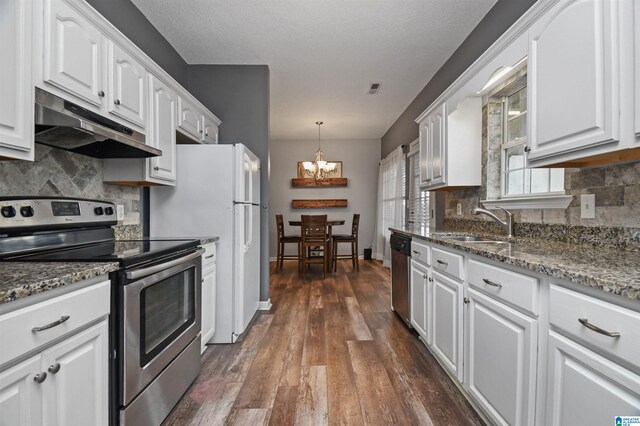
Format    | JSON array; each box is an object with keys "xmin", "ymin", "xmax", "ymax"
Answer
[{"xmin": 390, "ymin": 232, "xmax": 412, "ymax": 328}]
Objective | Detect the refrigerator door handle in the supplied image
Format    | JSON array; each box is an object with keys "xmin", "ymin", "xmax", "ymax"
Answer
[{"xmin": 233, "ymin": 201, "xmax": 260, "ymax": 206}]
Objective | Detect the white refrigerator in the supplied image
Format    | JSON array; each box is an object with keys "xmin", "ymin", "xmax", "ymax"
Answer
[{"xmin": 150, "ymin": 143, "xmax": 261, "ymax": 343}]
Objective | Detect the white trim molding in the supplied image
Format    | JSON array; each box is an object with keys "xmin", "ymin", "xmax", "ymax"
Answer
[
  {"xmin": 481, "ymin": 194, "xmax": 573, "ymax": 210},
  {"xmin": 258, "ymin": 299, "xmax": 272, "ymax": 311}
]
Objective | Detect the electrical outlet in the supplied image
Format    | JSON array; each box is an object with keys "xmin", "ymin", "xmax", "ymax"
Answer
[
  {"xmin": 581, "ymin": 194, "xmax": 595, "ymax": 219},
  {"xmin": 456, "ymin": 203, "xmax": 462, "ymax": 216},
  {"xmin": 116, "ymin": 204, "xmax": 125, "ymax": 221}
]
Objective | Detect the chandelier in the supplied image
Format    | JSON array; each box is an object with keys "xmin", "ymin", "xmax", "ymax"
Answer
[{"xmin": 302, "ymin": 121, "xmax": 338, "ymax": 181}]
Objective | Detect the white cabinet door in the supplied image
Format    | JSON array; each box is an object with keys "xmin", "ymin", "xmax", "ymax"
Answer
[
  {"xmin": 107, "ymin": 41, "xmax": 146, "ymax": 128},
  {"xmin": 177, "ymin": 96, "xmax": 203, "ymax": 141},
  {"xmin": 429, "ymin": 104, "xmax": 446, "ymax": 187},
  {"xmin": 0, "ymin": 0, "xmax": 33, "ymax": 161},
  {"xmin": 410, "ymin": 259, "xmax": 429, "ymax": 341},
  {"xmin": 465, "ymin": 289, "xmax": 537, "ymax": 426},
  {"xmin": 201, "ymin": 264, "xmax": 216, "ymax": 352},
  {"xmin": 418, "ymin": 118, "xmax": 431, "ymax": 185},
  {"xmin": 43, "ymin": 0, "xmax": 103, "ymax": 107},
  {"xmin": 41, "ymin": 320, "xmax": 108, "ymax": 426},
  {"xmin": 0, "ymin": 356, "xmax": 42, "ymax": 426},
  {"xmin": 528, "ymin": 0, "xmax": 619, "ymax": 161},
  {"xmin": 202, "ymin": 116, "xmax": 218, "ymax": 144},
  {"xmin": 546, "ymin": 331, "xmax": 640, "ymax": 426},
  {"xmin": 148, "ymin": 75, "xmax": 177, "ymax": 182},
  {"xmin": 431, "ymin": 270, "xmax": 463, "ymax": 382},
  {"xmin": 635, "ymin": 1, "xmax": 640, "ymax": 140}
]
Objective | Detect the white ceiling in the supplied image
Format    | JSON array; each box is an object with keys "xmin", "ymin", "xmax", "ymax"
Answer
[{"xmin": 131, "ymin": 0, "xmax": 498, "ymax": 140}]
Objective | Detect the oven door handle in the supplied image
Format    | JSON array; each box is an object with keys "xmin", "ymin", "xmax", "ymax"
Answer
[{"xmin": 125, "ymin": 248, "xmax": 205, "ymax": 280}]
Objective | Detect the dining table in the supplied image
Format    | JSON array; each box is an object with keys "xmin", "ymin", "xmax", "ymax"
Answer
[{"xmin": 289, "ymin": 219, "xmax": 345, "ymax": 272}]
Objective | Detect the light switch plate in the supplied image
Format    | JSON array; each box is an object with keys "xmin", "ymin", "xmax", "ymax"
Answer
[
  {"xmin": 581, "ymin": 194, "xmax": 595, "ymax": 219},
  {"xmin": 456, "ymin": 203, "xmax": 462, "ymax": 216},
  {"xmin": 116, "ymin": 204, "xmax": 125, "ymax": 221}
]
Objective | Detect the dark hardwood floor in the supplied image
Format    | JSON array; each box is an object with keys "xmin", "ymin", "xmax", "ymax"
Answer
[{"xmin": 163, "ymin": 260, "xmax": 485, "ymax": 425}]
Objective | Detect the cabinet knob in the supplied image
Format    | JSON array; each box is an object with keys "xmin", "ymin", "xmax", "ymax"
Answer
[
  {"xmin": 33, "ymin": 372, "xmax": 47, "ymax": 384},
  {"xmin": 428, "ymin": 277, "xmax": 433, "ymax": 282},
  {"xmin": 48, "ymin": 363, "xmax": 61, "ymax": 374},
  {"xmin": 153, "ymin": 166, "xmax": 160, "ymax": 171},
  {"xmin": 98, "ymin": 90, "xmax": 105, "ymax": 97},
  {"xmin": 463, "ymin": 297, "xmax": 470, "ymax": 304},
  {"xmin": 205, "ymin": 132, "xmax": 209, "ymax": 137},
  {"xmin": 199, "ymin": 129, "xmax": 203, "ymax": 134},
  {"xmin": 422, "ymin": 274, "xmax": 427, "ymax": 279},
  {"xmin": 114, "ymin": 99, "xmax": 121, "ymax": 106},
  {"xmin": 524, "ymin": 146, "xmax": 531, "ymax": 153}
]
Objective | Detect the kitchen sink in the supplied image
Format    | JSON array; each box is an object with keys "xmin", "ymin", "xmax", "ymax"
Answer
[{"xmin": 436, "ymin": 234, "xmax": 505, "ymax": 243}]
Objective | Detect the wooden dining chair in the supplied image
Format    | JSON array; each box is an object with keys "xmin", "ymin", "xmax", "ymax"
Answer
[
  {"xmin": 276, "ymin": 214, "xmax": 301, "ymax": 272},
  {"xmin": 332, "ymin": 213, "xmax": 360, "ymax": 272},
  {"xmin": 300, "ymin": 215, "xmax": 329, "ymax": 278}
]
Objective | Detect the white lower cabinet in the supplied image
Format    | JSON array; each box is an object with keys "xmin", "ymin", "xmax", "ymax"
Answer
[
  {"xmin": 200, "ymin": 242, "xmax": 217, "ymax": 353},
  {"xmin": 465, "ymin": 288, "xmax": 537, "ymax": 426},
  {"xmin": 431, "ymin": 270, "xmax": 463, "ymax": 382},
  {"xmin": 410, "ymin": 259, "xmax": 429, "ymax": 341},
  {"xmin": 0, "ymin": 279, "xmax": 110, "ymax": 426},
  {"xmin": 0, "ymin": 356, "xmax": 42, "ymax": 426},
  {"xmin": 0, "ymin": 320, "xmax": 108, "ymax": 426},
  {"xmin": 545, "ymin": 331, "xmax": 640, "ymax": 426},
  {"xmin": 41, "ymin": 320, "xmax": 108, "ymax": 426}
]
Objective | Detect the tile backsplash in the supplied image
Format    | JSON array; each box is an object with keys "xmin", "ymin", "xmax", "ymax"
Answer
[{"xmin": 0, "ymin": 145, "xmax": 140, "ymax": 226}]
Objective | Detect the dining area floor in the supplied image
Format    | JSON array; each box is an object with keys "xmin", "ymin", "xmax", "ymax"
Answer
[{"xmin": 162, "ymin": 259, "xmax": 485, "ymax": 425}]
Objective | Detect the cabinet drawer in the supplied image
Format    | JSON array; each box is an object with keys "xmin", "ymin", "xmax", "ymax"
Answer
[
  {"xmin": 201, "ymin": 242, "xmax": 216, "ymax": 267},
  {"xmin": 431, "ymin": 247, "xmax": 463, "ymax": 281},
  {"xmin": 410, "ymin": 240, "xmax": 430, "ymax": 266},
  {"xmin": 0, "ymin": 280, "xmax": 110, "ymax": 366},
  {"xmin": 549, "ymin": 285, "xmax": 640, "ymax": 371},
  {"xmin": 468, "ymin": 259, "xmax": 539, "ymax": 316}
]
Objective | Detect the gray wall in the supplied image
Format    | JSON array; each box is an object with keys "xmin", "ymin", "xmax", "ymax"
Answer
[
  {"xmin": 381, "ymin": 0, "xmax": 538, "ymax": 158},
  {"xmin": 187, "ymin": 66, "xmax": 271, "ymax": 301},
  {"xmin": 269, "ymin": 139, "xmax": 380, "ymax": 261},
  {"xmin": 86, "ymin": 0, "xmax": 189, "ymax": 86}
]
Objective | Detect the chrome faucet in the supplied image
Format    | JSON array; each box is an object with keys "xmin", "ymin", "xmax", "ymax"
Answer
[{"xmin": 472, "ymin": 206, "xmax": 514, "ymax": 238}]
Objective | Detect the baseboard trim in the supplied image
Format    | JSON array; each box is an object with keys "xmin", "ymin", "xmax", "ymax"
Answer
[{"xmin": 258, "ymin": 299, "xmax": 272, "ymax": 311}]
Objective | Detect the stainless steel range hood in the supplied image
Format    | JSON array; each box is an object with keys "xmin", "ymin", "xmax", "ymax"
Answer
[{"xmin": 34, "ymin": 88, "xmax": 161, "ymax": 159}]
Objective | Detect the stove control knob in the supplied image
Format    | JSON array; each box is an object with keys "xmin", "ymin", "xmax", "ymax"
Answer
[
  {"xmin": 20, "ymin": 206, "xmax": 34, "ymax": 217},
  {"xmin": 94, "ymin": 207, "xmax": 104, "ymax": 216},
  {"xmin": 104, "ymin": 207, "xmax": 114, "ymax": 216},
  {"xmin": 1, "ymin": 206, "xmax": 16, "ymax": 218}
]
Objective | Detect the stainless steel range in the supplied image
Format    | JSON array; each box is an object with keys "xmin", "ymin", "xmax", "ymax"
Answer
[{"xmin": 0, "ymin": 197, "xmax": 203, "ymax": 426}]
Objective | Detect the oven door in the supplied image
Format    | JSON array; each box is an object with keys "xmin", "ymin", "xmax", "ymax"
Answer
[{"xmin": 121, "ymin": 248, "xmax": 204, "ymax": 406}]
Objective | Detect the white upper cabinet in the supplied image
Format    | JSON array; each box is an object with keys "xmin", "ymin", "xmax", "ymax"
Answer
[
  {"xmin": 177, "ymin": 96, "xmax": 203, "ymax": 141},
  {"xmin": 527, "ymin": 0, "xmax": 624, "ymax": 166},
  {"xmin": 202, "ymin": 114, "xmax": 219, "ymax": 144},
  {"xmin": 0, "ymin": 0, "xmax": 33, "ymax": 161},
  {"xmin": 148, "ymin": 75, "xmax": 177, "ymax": 182},
  {"xmin": 107, "ymin": 41, "xmax": 147, "ymax": 128},
  {"xmin": 41, "ymin": 0, "xmax": 104, "ymax": 108},
  {"xmin": 417, "ymin": 98, "xmax": 481, "ymax": 190}
]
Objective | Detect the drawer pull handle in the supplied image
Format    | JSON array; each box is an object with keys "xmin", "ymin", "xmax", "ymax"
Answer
[
  {"xmin": 578, "ymin": 318, "xmax": 620, "ymax": 338},
  {"xmin": 205, "ymin": 254, "xmax": 215, "ymax": 259},
  {"xmin": 48, "ymin": 363, "xmax": 61, "ymax": 374},
  {"xmin": 32, "ymin": 315, "xmax": 70, "ymax": 333},
  {"xmin": 33, "ymin": 372, "xmax": 47, "ymax": 384},
  {"xmin": 413, "ymin": 250, "xmax": 421, "ymax": 255},
  {"xmin": 436, "ymin": 259, "xmax": 448, "ymax": 266},
  {"xmin": 482, "ymin": 278, "xmax": 502, "ymax": 288}
]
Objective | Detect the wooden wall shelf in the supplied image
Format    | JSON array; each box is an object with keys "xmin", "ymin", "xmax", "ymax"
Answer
[
  {"xmin": 291, "ymin": 178, "xmax": 348, "ymax": 187},
  {"xmin": 291, "ymin": 199, "xmax": 348, "ymax": 209}
]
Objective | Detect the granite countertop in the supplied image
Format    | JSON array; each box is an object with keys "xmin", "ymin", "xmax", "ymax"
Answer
[
  {"xmin": 0, "ymin": 262, "xmax": 119, "ymax": 306},
  {"xmin": 140, "ymin": 236, "xmax": 219, "ymax": 245},
  {"xmin": 391, "ymin": 226, "xmax": 640, "ymax": 303}
]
